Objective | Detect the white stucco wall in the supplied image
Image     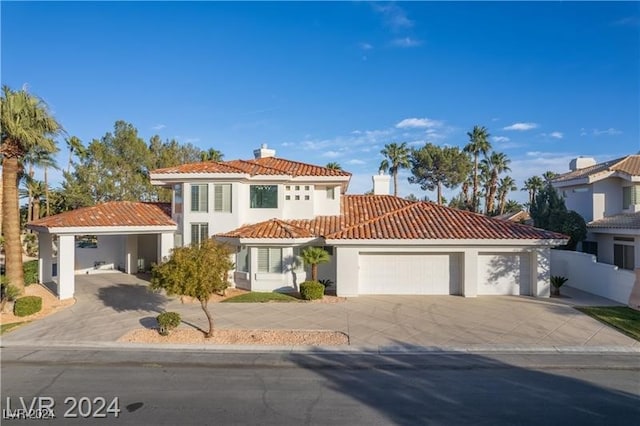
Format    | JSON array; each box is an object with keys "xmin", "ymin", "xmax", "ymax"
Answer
[
  {"xmin": 313, "ymin": 185, "xmax": 341, "ymax": 216},
  {"xmin": 593, "ymin": 178, "xmax": 624, "ymax": 220},
  {"xmin": 74, "ymin": 235, "xmax": 126, "ymax": 274},
  {"xmin": 551, "ymin": 250, "xmax": 634, "ymax": 304},
  {"xmin": 561, "ymin": 185, "xmax": 593, "ymax": 221}
]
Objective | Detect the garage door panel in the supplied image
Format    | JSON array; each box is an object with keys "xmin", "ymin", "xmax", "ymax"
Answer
[
  {"xmin": 359, "ymin": 253, "xmax": 459, "ymax": 295},
  {"xmin": 477, "ymin": 253, "xmax": 530, "ymax": 295}
]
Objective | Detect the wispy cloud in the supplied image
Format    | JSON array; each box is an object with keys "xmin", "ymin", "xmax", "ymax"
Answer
[
  {"xmin": 390, "ymin": 37, "xmax": 422, "ymax": 48},
  {"xmin": 347, "ymin": 159, "xmax": 366, "ymax": 165},
  {"xmin": 358, "ymin": 42, "xmax": 373, "ymax": 50},
  {"xmin": 593, "ymin": 128, "xmax": 623, "ymax": 136},
  {"xmin": 183, "ymin": 137, "xmax": 200, "ymax": 144},
  {"xmin": 371, "ymin": 2, "xmax": 413, "ymax": 30},
  {"xmin": 612, "ymin": 16, "xmax": 640, "ymax": 27},
  {"xmin": 396, "ymin": 117, "xmax": 442, "ymax": 129},
  {"xmin": 152, "ymin": 124, "xmax": 166, "ymax": 131},
  {"xmin": 549, "ymin": 131, "xmax": 563, "ymax": 139},
  {"xmin": 503, "ymin": 122, "xmax": 538, "ymax": 131},
  {"xmin": 322, "ymin": 150, "xmax": 342, "ymax": 158},
  {"xmin": 492, "ymin": 136, "xmax": 510, "ymax": 143}
]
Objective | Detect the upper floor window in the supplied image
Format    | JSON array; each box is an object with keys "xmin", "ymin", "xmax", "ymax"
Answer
[
  {"xmin": 250, "ymin": 185, "xmax": 278, "ymax": 208},
  {"xmin": 191, "ymin": 184, "xmax": 208, "ymax": 212},
  {"xmin": 174, "ymin": 184, "xmax": 183, "ymax": 214},
  {"xmin": 214, "ymin": 184, "xmax": 232, "ymax": 213},
  {"xmin": 623, "ymin": 185, "xmax": 640, "ymax": 210},
  {"xmin": 190, "ymin": 223, "xmax": 209, "ymax": 245},
  {"xmin": 326, "ymin": 187, "xmax": 335, "ymax": 200}
]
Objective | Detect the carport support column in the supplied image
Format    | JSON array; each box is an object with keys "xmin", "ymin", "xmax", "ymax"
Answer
[
  {"xmin": 126, "ymin": 235, "xmax": 138, "ymax": 274},
  {"xmin": 38, "ymin": 233, "xmax": 53, "ymax": 284},
  {"xmin": 463, "ymin": 249, "xmax": 478, "ymax": 297},
  {"xmin": 530, "ymin": 248, "xmax": 551, "ymax": 297},
  {"xmin": 335, "ymin": 247, "xmax": 358, "ymax": 297},
  {"xmin": 157, "ymin": 232, "xmax": 174, "ymax": 263},
  {"xmin": 57, "ymin": 235, "xmax": 75, "ymax": 300}
]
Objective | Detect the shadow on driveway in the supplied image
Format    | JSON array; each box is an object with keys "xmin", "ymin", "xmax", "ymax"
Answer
[{"xmin": 97, "ymin": 283, "xmax": 168, "ymax": 313}]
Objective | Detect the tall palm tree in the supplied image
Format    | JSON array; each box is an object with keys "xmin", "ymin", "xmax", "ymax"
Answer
[
  {"xmin": 20, "ymin": 177, "xmax": 46, "ymax": 222},
  {"xmin": 504, "ymin": 199, "xmax": 523, "ymax": 214},
  {"xmin": 542, "ymin": 170, "xmax": 557, "ymax": 183},
  {"xmin": 497, "ymin": 176, "xmax": 517, "ymax": 215},
  {"xmin": 301, "ymin": 246, "xmax": 331, "ymax": 282},
  {"xmin": 200, "ymin": 148, "xmax": 224, "ymax": 162},
  {"xmin": 522, "ymin": 176, "xmax": 544, "ymax": 207},
  {"xmin": 379, "ymin": 142, "xmax": 410, "ymax": 197},
  {"xmin": 1, "ymin": 86, "xmax": 62, "ymax": 291},
  {"xmin": 66, "ymin": 136, "xmax": 85, "ymax": 173},
  {"xmin": 325, "ymin": 162, "xmax": 342, "ymax": 170},
  {"xmin": 463, "ymin": 125, "xmax": 491, "ymax": 212},
  {"xmin": 481, "ymin": 151, "xmax": 511, "ymax": 214}
]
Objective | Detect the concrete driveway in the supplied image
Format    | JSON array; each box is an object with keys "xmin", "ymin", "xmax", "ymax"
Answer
[{"xmin": 2, "ymin": 272, "xmax": 638, "ymax": 350}]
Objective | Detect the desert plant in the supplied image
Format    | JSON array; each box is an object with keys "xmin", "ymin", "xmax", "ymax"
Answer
[
  {"xmin": 13, "ymin": 295, "xmax": 42, "ymax": 317},
  {"xmin": 1, "ymin": 280, "xmax": 21, "ymax": 312},
  {"xmin": 550, "ymin": 276, "xmax": 568, "ymax": 296},
  {"xmin": 156, "ymin": 311, "xmax": 181, "ymax": 336},
  {"xmin": 300, "ymin": 281, "xmax": 324, "ymax": 300},
  {"xmin": 318, "ymin": 278, "xmax": 334, "ymax": 295},
  {"xmin": 301, "ymin": 247, "xmax": 331, "ymax": 282}
]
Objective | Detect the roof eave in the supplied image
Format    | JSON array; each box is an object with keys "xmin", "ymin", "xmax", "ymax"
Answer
[
  {"xmin": 26, "ymin": 224, "xmax": 177, "ymax": 235},
  {"xmin": 324, "ymin": 238, "xmax": 569, "ymax": 246}
]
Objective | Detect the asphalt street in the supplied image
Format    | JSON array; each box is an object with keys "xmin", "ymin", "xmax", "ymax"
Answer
[{"xmin": 1, "ymin": 347, "xmax": 639, "ymax": 425}]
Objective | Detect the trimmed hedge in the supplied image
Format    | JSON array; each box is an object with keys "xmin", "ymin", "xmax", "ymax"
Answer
[
  {"xmin": 300, "ymin": 281, "xmax": 324, "ymax": 300},
  {"xmin": 14, "ymin": 296, "xmax": 42, "ymax": 317},
  {"xmin": 157, "ymin": 311, "xmax": 181, "ymax": 336}
]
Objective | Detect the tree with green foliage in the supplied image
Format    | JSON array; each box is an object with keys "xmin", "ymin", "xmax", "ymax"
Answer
[
  {"xmin": 150, "ymin": 239, "xmax": 234, "ymax": 338},
  {"xmin": 522, "ymin": 175, "xmax": 545, "ymax": 208},
  {"xmin": 463, "ymin": 125, "xmax": 491, "ymax": 212},
  {"xmin": 65, "ymin": 136, "xmax": 86, "ymax": 173},
  {"xmin": 542, "ymin": 170, "xmax": 558, "ymax": 183},
  {"xmin": 325, "ymin": 162, "xmax": 342, "ymax": 170},
  {"xmin": 481, "ymin": 151, "xmax": 511, "ymax": 214},
  {"xmin": 408, "ymin": 143, "xmax": 472, "ymax": 205},
  {"xmin": 504, "ymin": 199, "xmax": 524, "ymax": 213},
  {"xmin": 301, "ymin": 246, "xmax": 331, "ymax": 282},
  {"xmin": 379, "ymin": 142, "xmax": 411, "ymax": 197},
  {"xmin": 530, "ymin": 184, "xmax": 586, "ymax": 250},
  {"xmin": 200, "ymin": 148, "xmax": 224, "ymax": 162},
  {"xmin": 496, "ymin": 176, "xmax": 517, "ymax": 215},
  {"xmin": 1, "ymin": 86, "xmax": 62, "ymax": 292}
]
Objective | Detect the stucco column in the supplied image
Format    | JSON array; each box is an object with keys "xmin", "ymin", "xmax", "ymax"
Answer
[
  {"xmin": 530, "ymin": 248, "xmax": 551, "ymax": 297},
  {"xmin": 157, "ymin": 232, "xmax": 174, "ymax": 263},
  {"xmin": 126, "ymin": 235, "xmax": 138, "ymax": 274},
  {"xmin": 462, "ymin": 249, "xmax": 478, "ymax": 297},
  {"xmin": 335, "ymin": 247, "xmax": 359, "ymax": 297},
  {"xmin": 38, "ymin": 232, "xmax": 53, "ymax": 284},
  {"xmin": 57, "ymin": 235, "xmax": 75, "ymax": 300}
]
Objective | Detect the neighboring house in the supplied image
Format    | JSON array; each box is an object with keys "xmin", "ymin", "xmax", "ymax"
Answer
[
  {"xmin": 552, "ymin": 155, "xmax": 640, "ymax": 272},
  {"xmin": 28, "ymin": 144, "xmax": 566, "ymax": 299}
]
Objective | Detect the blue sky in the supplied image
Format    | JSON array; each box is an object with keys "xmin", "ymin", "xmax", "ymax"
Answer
[{"xmin": 2, "ymin": 1, "xmax": 639, "ymax": 203}]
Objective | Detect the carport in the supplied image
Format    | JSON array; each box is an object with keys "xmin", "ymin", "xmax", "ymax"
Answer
[{"xmin": 26, "ymin": 201, "xmax": 176, "ymax": 300}]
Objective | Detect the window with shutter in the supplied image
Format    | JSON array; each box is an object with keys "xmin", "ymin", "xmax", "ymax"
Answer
[
  {"xmin": 214, "ymin": 184, "xmax": 232, "ymax": 212},
  {"xmin": 257, "ymin": 247, "xmax": 282, "ymax": 273},
  {"xmin": 190, "ymin": 223, "xmax": 209, "ymax": 245},
  {"xmin": 191, "ymin": 184, "xmax": 208, "ymax": 212}
]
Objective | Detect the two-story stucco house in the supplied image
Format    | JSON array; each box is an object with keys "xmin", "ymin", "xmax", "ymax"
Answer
[
  {"xmin": 552, "ymin": 155, "xmax": 640, "ymax": 271},
  {"xmin": 28, "ymin": 145, "xmax": 566, "ymax": 300}
]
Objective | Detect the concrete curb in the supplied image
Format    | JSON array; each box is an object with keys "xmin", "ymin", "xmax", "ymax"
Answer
[{"xmin": 2, "ymin": 340, "xmax": 639, "ymax": 354}]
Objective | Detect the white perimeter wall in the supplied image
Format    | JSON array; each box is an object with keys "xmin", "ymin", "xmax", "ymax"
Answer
[
  {"xmin": 75, "ymin": 235, "xmax": 126, "ymax": 274},
  {"xmin": 551, "ymin": 250, "xmax": 635, "ymax": 304}
]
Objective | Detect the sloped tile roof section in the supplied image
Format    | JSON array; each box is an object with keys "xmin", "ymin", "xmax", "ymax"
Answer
[
  {"xmin": 152, "ymin": 157, "xmax": 351, "ymax": 178},
  {"xmin": 216, "ymin": 195, "xmax": 565, "ymax": 241},
  {"xmin": 552, "ymin": 155, "xmax": 640, "ymax": 183},
  {"xmin": 588, "ymin": 213, "xmax": 640, "ymax": 229},
  {"xmin": 219, "ymin": 219, "xmax": 314, "ymax": 239},
  {"xmin": 27, "ymin": 202, "xmax": 175, "ymax": 229}
]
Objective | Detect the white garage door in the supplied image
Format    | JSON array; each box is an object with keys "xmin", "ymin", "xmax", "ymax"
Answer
[
  {"xmin": 477, "ymin": 253, "xmax": 531, "ymax": 295},
  {"xmin": 359, "ymin": 253, "xmax": 459, "ymax": 295}
]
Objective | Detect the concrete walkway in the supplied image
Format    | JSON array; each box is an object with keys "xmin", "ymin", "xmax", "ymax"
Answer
[{"xmin": 2, "ymin": 273, "xmax": 638, "ymax": 351}]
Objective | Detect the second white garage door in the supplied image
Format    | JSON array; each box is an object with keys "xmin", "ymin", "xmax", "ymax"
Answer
[{"xmin": 358, "ymin": 253, "xmax": 460, "ymax": 295}]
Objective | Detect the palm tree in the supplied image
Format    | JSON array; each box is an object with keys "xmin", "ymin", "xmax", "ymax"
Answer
[
  {"xmin": 522, "ymin": 176, "xmax": 544, "ymax": 207},
  {"xmin": 463, "ymin": 125, "xmax": 491, "ymax": 212},
  {"xmin": 1, "ymin": 86, "xmax": 62, "ymax": 291},
  {"xmin": 325, "ymin": 162, "xmax": 342, "ymax": 170},
  {"xmin": 504, "ymin": 199, "xmax": 523, "ymax": 213},
  {"xmin": 482, "ymin": 151, "xmax": 511, "ymax": 214},
  {"xmin": 200, "ymin": 148, "xmax": 224, "ymax": 162},
  {"xmin": 497, "ymin": 176, "xmax": 517, "ymax": 215},
  {"xmin": 65, "ymin": 136, "xmax": 85, "ymax": 173},
  {"xmin": 542, "ymin": 170, "xmax": 557, "ymax": 183},
  {"xmin": 301, "ymin": 246, "xmax": 331, "ymax": 282},
  {"xmin": 22, "ymin": 146, "xmax": 58, "ymax": 221},
  {"xmin": 20, "ymin": 177, "xmax": 46, "ymax": 222},
  {"xmin": 379, "ymin": 142, "xmax": 410, "ymax": 197}
]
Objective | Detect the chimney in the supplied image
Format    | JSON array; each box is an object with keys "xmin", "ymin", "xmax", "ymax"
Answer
[
  {"xmin": 569, "ymin": 157, "xmax": 596, "ymax": 171},
  {"xmin": 253, "ymin": 143, "xmax": 276, "ymax": 159},
  {"xmin": 372, "ymin": 171, "xmax": 391, "ymax": 195}
]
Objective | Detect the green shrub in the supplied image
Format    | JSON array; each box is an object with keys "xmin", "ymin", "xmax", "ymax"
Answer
[
  {"xmin": 318, "ymin": 279, "xmax": 334, "ymax": 295},
  {"xmin": 300, "ymin": 281, "xmax": 324, "ymax": 300},
  {"xmin": 156, "ymin": 311, "xmax": 181, "ymax": 336},
  {"xmin": 23, "ymin": 260, "xmax": 39, "ymax": 285},
  {"xmin": 550, "ymin": 276, "xmax": 568, "ymax": 288},
  {"xmin": 1, "ymin": 282, "xmax": 21, "ymax": 302},
  {"xmin": 13, "ymin": 296, "xmax": 42, "ymax": 317}
]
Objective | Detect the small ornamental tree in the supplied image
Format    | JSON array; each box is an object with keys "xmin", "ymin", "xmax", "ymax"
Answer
[
  {"xmin": 301, "ymin": 247, "xmax": 331, "ymax": 282},
  {"xmin": 150, "ymin": 239, "xmax": 234, "ymax": 338}
]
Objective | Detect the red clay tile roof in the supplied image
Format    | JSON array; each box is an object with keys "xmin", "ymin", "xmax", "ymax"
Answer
[
  {"xmin": 152, "ymin": 157, "xmax": 351, "ymax": 178},
  {"xmin": 220, "ymin": 219, "xmax": 314, "ymax": 239},
  {"xmin": 216, "ymin": 195, "xmax": 566, "ymax": 241},
  {"xmin": 552, "ymin": 155, "xmax": 640, "ymax": 183},
  {"xmin": 27, "ymin": 202, "xmax": 175, "ymax": 229}
]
